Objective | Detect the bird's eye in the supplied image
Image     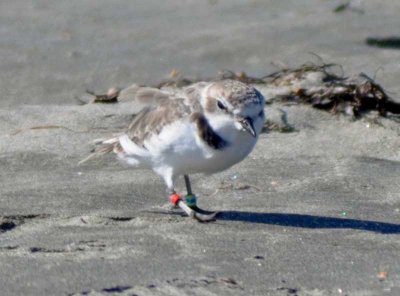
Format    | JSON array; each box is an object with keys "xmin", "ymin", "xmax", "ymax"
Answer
[
  {"xmin": 258, "ymin": 110, "xmax": 264, "ymax": 117},
  {"xmin": 217, "ymin": 100, "xmax": 227, "ymax": 110}
]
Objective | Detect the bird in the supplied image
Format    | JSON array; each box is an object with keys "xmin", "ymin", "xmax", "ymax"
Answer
[{"xmin": 81, "ymin": 80, "xmax": 265, "ymax": 222}]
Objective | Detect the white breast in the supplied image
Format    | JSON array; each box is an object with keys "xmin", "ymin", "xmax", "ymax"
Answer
[{"xmin": 119, "ymin": 113, "xmax": 263, "ymax": 177}]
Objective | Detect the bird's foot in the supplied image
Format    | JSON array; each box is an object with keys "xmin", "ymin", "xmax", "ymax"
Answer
[
  {"xmin": 170, "ymin": 194, "xmax": 218, "ymax": 222},
  {"xmin": 184, "ymin": 194, "xmax": 219, "ymax": 215},
  {"xmin": 191, "ymin": 210, "xmax": 218, "ymax": 223}
]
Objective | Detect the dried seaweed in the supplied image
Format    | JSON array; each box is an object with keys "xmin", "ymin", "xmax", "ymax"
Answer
[
  {"xmin": 155, "ymin": 69, "xmax": 266, "ymax": 88},
  {"xmin": 217, "ymin": 70, "xmax": 266, "ymax": 84},
  {"xmin": 155, "ymin": 69, "xmax": 196, "ymax": 88},
  {"xmin": 333, "ymin": 1, "xmax": 364, "ymax": 14},
  {"xmin": 263, "ymin": 62, "xmax": 344, "ymax": 85},
  {"xmin": 263, "ymin": 120, "xmax": 296, "ymax": 133},
  {"xmin": 366, "ymin": 37, "xmax": 400, "ymax": 49},
  {"xmin": 86, "ymin": 62, "xmax": 400, "ymax": 119},
  {"xmin": 85, "ymin": 88, "xmax": 120, "ymax": 104},
  {"xmin": 333, "ymin": 2, "xmax": 351, "ymax": 13},
  {"xmin": 262, "ymin": 63, "xmax": 400, "ymax": 118},
  {"xmin": 262, "ymin": 109, "xmax": 296, "ymax": 133},
  {"xmin": 10, "ymin": 125, "xmax": 86, "ymax": 136}
]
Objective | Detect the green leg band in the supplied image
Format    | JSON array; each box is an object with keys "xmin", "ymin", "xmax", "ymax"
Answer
[{"xmin": 185, "ymin": 194, "xmax": 197, "ymax": 207}]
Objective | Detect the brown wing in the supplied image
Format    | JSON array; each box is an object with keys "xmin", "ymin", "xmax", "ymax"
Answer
[
  {"xmin": 134, "ymin": 87, "xmax": 170, "ymax": 105},
  {"xmin": 79, "ymin": 84, "xmax": 207, "ymax": 164},
  {"xmin": 117, "ymin": 85, "xmax": 170, "ymax": 106},
  {"xmin": 125, "ymin": 82, "xmax": 208, "ymax": 147},
  {"xmin": 126, "ymin": 98, "xmax": 191, "ymax": 148}
]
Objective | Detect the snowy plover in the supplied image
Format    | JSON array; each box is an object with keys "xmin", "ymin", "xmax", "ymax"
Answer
[{"xmin": 82, "ymin": 80, "xmax": 265, "ymax": 221}]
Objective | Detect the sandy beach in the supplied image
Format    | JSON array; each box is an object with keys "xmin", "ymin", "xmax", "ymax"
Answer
[{"xmin": 1, "ymin": 1, "xmax": 400, "ymax": 295}]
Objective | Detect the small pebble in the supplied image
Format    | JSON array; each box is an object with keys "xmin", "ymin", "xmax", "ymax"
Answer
[
  {"xmin": 107, "ymin": 87, "xmax": 120, "ymax": 98},
  {"xmin": 230, "ymin": 174, "xmax": 238, "ymax": 181},
  {"xmin": 378, "ymin": 271, "xmax": 388, "ymax": 281},
  {"xmin": 383, "ymin": 287, "xmax": 391, "ymax": 292}
]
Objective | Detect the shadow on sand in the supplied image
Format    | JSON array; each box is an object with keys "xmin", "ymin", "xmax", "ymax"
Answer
[{"xmin": 217, "ymin": 211, "xmax": 400, "ymax": 234}]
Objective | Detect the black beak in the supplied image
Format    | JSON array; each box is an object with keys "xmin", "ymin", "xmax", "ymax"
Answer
[{"xmin": 239, "ymin": 117, "xmax": 256, "ymax": 137}]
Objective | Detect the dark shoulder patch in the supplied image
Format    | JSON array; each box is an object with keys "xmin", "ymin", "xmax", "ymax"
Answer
[{"xmin": 191, "ymin": 113, "xmax": 229, "ymax": 150}]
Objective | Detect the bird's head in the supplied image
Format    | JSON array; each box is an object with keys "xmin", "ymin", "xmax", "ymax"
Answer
[{"xmin": 202, "ymin": 80, "xmax": 265, "ymax": 137}]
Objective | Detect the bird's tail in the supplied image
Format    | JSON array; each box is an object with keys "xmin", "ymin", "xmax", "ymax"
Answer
[{"xmin": 78, "ymin": 137, "xmax": 122, "ymax": 165}]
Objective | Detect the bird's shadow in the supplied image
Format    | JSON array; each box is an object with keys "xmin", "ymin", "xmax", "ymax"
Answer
[{"xmin": 217, "ymin": 211, "xmax": 400, "ymax": 234}]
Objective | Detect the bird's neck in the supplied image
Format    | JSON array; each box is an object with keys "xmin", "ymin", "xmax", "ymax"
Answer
[{"xmin": 195, "ymin": 113, "xmax": 230, "ymax": 150}]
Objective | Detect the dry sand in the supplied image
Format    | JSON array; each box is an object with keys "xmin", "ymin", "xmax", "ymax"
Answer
[{"xmin": 1, "ymin": 1, "xmax": 400, "ymax": 295}]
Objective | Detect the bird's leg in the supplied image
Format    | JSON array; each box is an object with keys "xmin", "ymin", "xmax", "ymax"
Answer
[
  {"xmin": 183, "ymin": 174, "xmax": 197, "ymax": 208},
  {"xmin": 170, "ymin": 195, "xmax": 217, "ymax": 222},
  {"xmin": 166, "ymin": 188, "xmax": 180, "ymax": 209},
  {"xmin": 164, "ymin": 172, "xmax": 216, "ymax": 222},
  {"xmin": 168, "ymin": 191, "xmax": 215, "ymax": 222},
  {"xmin": 183, "ymin": 175, "xmax": 219, "ymax": 218}
]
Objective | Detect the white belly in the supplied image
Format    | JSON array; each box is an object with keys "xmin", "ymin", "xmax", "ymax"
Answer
[
  {"xmin": 152, "ymin": 118, "xmax": 258, "ymax": 175},
  {"xmin": 119, "ymin": 116, "xmax": 261, "ymax": 177}
]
